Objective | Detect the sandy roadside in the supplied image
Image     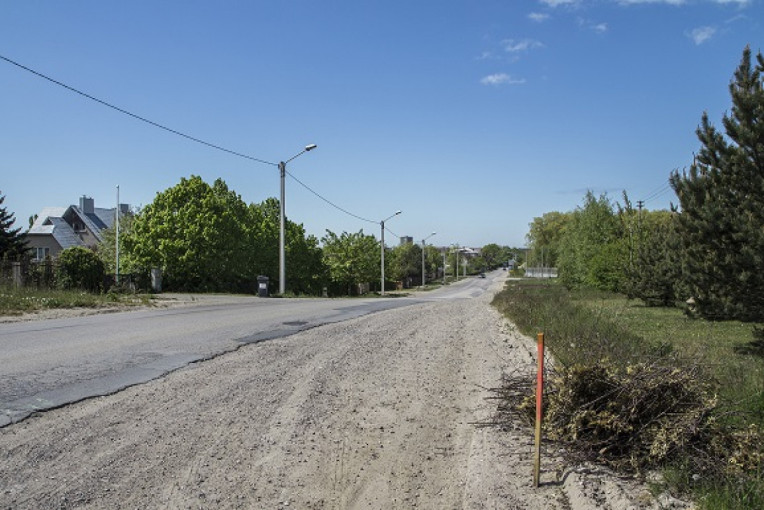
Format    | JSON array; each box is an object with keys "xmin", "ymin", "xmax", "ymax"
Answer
[
  {"xmin": 0, "ymin": 293, "xmax": 240, "ymax": 324},
  {"xmin": 0, "ymin": 279, "xmax": 689, "ymax": 509}
]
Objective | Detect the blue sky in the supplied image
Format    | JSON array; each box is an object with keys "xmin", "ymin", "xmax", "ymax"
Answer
[{"xmin": 1, "ymin": 0, "xmax": 761, "ymax": 248}]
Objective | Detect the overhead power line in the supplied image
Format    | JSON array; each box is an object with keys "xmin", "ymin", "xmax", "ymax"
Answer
[
  {"xmin": 0, "ymin": 53, "xmax": 277, "ymax": 167},
  {"xmin": 1, "ymin": 52, "xmax": 385, "ymax": 228},
  {"xmin": 385, "ymin": 226, "xmax": 400, "ymax": 239},
  {"xmin": 643, "ymin": 181, "xmax": 673, "ymax": 203},
  {"xmin": 285, "ymin": 170, "xmax": 377, "ymax": 225}
]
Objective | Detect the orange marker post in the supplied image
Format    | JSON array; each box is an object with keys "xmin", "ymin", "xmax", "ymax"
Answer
[{"xmin": 533, "ymin": 332, "xmax": 545, "ymax": 488}]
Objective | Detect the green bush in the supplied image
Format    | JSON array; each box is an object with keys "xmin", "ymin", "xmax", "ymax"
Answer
[{"xmin": 56, "ymin": 247, "xmax": 105, "ymax": 292}]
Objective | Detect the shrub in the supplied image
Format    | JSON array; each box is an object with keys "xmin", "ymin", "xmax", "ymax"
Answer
[{"xmin": 56, "ymin": 247, "xmax": 105, "ymax": 292}]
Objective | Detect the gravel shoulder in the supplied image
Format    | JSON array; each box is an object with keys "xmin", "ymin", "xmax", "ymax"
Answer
[{"xmin": 0, "ymin": 278, "xmax": 689, "ymax": 509}]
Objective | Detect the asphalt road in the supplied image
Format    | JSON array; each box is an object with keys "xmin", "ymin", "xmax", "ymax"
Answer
[{"xmin": 0, "ymin": 272, "xmax": 503, "ymax": 427}]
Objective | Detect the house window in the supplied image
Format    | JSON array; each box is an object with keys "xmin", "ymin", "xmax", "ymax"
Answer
[{"xmin": 36, "ymin": 247, "xmax": 50, "ymax": 260}]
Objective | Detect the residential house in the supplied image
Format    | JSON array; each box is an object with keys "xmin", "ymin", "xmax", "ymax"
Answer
[{"xmin": 26, "ymin": 196, "xmax": 128, "ymax": 260}]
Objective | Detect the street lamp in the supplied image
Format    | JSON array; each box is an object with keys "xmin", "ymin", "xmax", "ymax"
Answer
[
  {"xmin": 451, "ymin": 243, "xmax": 460, "ymax": 281},
  {"xmin": 421, "ymin": 232, "xmax": 436, "ymax": 289},
  {"xmin": 278, "ymin": 143, "xmax": 317, "ymax": 295},
  {"xmin": 380, "ymin": 210, "xmax": 401, "ymax": 296},
  {"xmin": 442, "ymin": 248, "xmax": 447, "ymax": 285}
]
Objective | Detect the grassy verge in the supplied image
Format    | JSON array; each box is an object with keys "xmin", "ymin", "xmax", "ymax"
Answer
[
  {"xmin": 0, "ymin": 286, "xmax": 153, "ymax": 316},
  {"xmin": 492, "ymin": 279, "xmax": 764, "ymax": 509}
]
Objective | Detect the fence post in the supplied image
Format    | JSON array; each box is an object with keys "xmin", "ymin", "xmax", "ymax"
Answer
[
  {"xmin": 12, "ymin": 261, "xmax": 23, "ymax": 288},
  {"xmin": 533, "ymin": 332, "xmax": 545, "ymax": 487}
]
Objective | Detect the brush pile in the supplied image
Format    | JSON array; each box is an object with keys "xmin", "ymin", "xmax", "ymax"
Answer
[{"xmin": 490, "ymin": 358, "xmax": 762, "ymax": 477}]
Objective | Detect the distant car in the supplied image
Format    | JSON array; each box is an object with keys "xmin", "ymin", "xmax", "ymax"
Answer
[{"xmin": 479, "ymin": 272, "xmax": 486, "ymax": 278}]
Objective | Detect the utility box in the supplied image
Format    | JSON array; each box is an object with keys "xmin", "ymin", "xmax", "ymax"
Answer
[
  {"xmin": 151, "ymin": 268, "xmax": 162, "ymax": 293},
  {"xmin": 257, "ymin": 275, "xmax": 269, "ymax": 297}
]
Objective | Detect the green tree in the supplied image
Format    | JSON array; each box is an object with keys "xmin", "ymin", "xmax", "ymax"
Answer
[
  {"xmin": 629, "ymin": 209, "xmax": 682, "ymax": 307},
  {"xmin": 125, "ymin": 176, "xmax": 251, "ymax": 292},
  {"xmin": 245, "ymin": 198, "xmax": 279, "ymax": 287},
  {"xmin": 558, "ymin": 191, "xmax": 625, "ymax": 291},
  {"xmin": 0, "ymin": 191, "xmax": 27, "ymax": 259},
  {"xmin": 526, "ymin": 211, "xmax": 570, "ymax": 268},
  {"xmin": 480, "ymin": 244, "xmax": 503, "ymax": 269},
  {"xmin": 423, "ymin": 244, "xmax": 442, "ymax": 282},
  {"xmin": 97, "ymin": 210, "xmax": 138, "ymax": 275},
  {"xmin": 670, "ymin": 47, "xmax": 764, "ymax": 321},
  {"xmin": 56, "ymin": 246, "xmax": 105, "ymax": 292},
  {"xmin": 388, "ymin": 241, "xmax": 422, "ymax": 285},
  {"xmin": 245, "ymin": 197, "xmax": 327, "ymax": 295},
  {"xmin": 285, "ymin": 221, "xmax": 326, "ymax": 295},
  {"xmin": 321, "ymin": 230, "xmax": 379, "ymax": 295}
]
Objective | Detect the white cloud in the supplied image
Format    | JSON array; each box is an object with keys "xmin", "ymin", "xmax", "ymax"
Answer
[
  {"xmin": 615, "ymin": 0, "xmax": 751, "ymax": 4},
  {"xmin": 713, "ymin": 0, "xmax": 750, "ymax": 5},
  {"xmin": 687, "ymin": 25, "xmax": 717, "ymax": 44},
  {"xmin": 502, "ymin": 39, "xmax": 544, "ymax": 52},
  {"xmin": 577, "ymin": 17, "xmax": 609, "ymax": 33},
  {"xmin": 539, "ymin": 0, "xmax": 578, "ymax": 7},
  {"xmin": 480, "ymin": 74, "xmax": 526, "ymax": 86},
  {"xmin": 615, "ymin": 0, "xmax": 686, "ymax": 5},
  {"xmin": 528, "ymin": 12, "xmax": 550, "ymax": 22}
]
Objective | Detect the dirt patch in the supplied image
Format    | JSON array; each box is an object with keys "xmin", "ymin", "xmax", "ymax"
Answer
[
  {"xmin": 0, "ymin": 281, "xmax": 690, "ymax": 509},
  {"xmin": 0, "ymin": 293, "xmax": 215, "ymax": 323}
]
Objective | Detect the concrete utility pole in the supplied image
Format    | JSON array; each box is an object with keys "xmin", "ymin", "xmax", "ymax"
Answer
[
  {"xmin": 278, "ymin": 144, "xmax": 317, "ymax": 295},
  {"xmin": 380, "ymin": 211, "xmax": 401, "ymax": 295},
  {"xmin": 421, "ymin": 232, "xmax": 436, "ymax": 288},
  {"xmin": 442, "ymin": 249, "xmax": 447, "ymax": 284},
  {"xmin": 453, "ymin": 244, "xmax": 459, "ymax": 281},
  {"xmin": 115, "ymin": 185, "xmax": 120, "ymax": 284}
]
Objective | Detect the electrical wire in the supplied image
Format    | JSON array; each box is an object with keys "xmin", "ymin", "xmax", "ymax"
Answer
[
  {"xmin": 285, "ymin": 170, "xmax": 377, "ymax": 224},
  {"xmin": 3, "ymin": 52, "xmax": 400, "ymax": 233},
  {"xmin": 643, "ymin": 181, "xmax": 673, "ymax": 203},
  {"xmin": 644, "ymin": 187, "xmax": 672, "ymax": 204},
  {"xmin": 643, "ymin": 181, "xmax": 670, "ymax": 201},
  {"xmin": 0, "ymin": 53, "xmax": 277, "ymax": 167}
]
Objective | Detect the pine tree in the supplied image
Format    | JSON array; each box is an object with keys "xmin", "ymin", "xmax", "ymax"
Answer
[
  {"xmin": 0, "ymin": 190, "xmax": 27, "ymax": 259},
  {"xmin": 631, "ymin": 210, "xmax": 682, "ymax": 307},
  {"xmin": 670, "ymin": 47, "xmax": 764, "ymax": 321}
]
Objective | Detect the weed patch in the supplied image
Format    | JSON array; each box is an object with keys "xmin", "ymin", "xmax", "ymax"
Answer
[
  {"xmin": 491, "ymin": 279, "xmax": 764, "ymax": 508},
  {"xmin": 0, "ymin": 286, "xmax": 152, "ymax": 315}
]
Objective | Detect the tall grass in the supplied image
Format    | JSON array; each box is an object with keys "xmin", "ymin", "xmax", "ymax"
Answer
[
  {"xmin": 492, "ymin": 279, "xmax": 764, "ymax": 509},
  {"xmin": 0, "ymin": 286, "xmax": 151, "ymax": 316},
  {"xmin": 491, "ymin": 280, "xmax": 663, "ymax": 367}
]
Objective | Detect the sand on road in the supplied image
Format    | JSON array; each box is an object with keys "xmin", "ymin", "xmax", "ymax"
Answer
[{"xmin": 0, "ymin": 278, "xmax": 687, "ymax": 509}]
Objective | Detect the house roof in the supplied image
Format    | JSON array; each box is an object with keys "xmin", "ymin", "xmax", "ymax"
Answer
[
  {"xmin": 27, "ymin": 204, "xmax": 115, "ymax": 249},
  {"xmin": 49, "ymin": 217, "xmax": 85, "ymax": 249},
  {"xmin": 27, "ymin": 213, "xmax": 85, "ymax": 250},
  {"xmin": 69, "ymin": 206, "xmax": 114, "ymax": 242},
  {"xmin": 29, "ymin": 207, "xmax": 67, "ymax": 232}
]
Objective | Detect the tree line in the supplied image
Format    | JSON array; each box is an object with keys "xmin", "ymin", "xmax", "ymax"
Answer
[
  {"xmin": 103, "ymin": 175, "xmax": 518, "ymax": 295},
  {"xmin": 526, "ymin": 47, "xmax": 764, "ymax": 322},
  {"xmin": 0, "ymin": 174, "xmax": 521, "ymax": 295}
]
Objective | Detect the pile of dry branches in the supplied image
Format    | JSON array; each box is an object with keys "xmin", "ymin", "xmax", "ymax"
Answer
[{"xmin": 489, "ymin": 358, "xmax": 761, "ymax": 477}]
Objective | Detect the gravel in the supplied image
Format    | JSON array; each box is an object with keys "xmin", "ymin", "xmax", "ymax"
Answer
[{"xmin": 0, "ymin": 276, "xmax": 690, "ymax": 509}]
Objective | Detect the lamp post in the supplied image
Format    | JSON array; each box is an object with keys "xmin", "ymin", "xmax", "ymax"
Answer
[
  {"xmin": 421, "ymin": 232, "xmax": 436, "ymax": 288},
  {"xmin": 451, "ymin": 244, "xmax": 460, "ymax": 281},
  {"xmin": 380, "ymin": 210, "xmax": 401, "ymax": 296},
  {"xmin": 115, "ymin": 185, "xmax": 120, "ymax": 285},
  {"xmin": 442, "ymin": 248, "xmax": 447, "ymax": 284},
  {"xmin": 278, "ymin": 144, "xmax": 317, "ymax": 295}
]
